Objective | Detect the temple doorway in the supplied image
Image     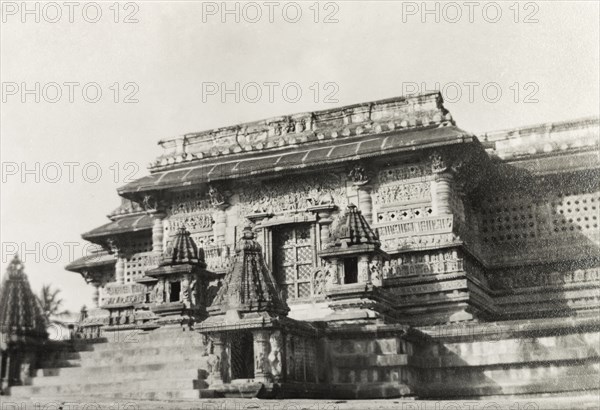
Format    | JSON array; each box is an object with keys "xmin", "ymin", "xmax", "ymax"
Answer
[
  {"xmin": 344, "ymin": 257, "xmax": 358, "ymax": 284},
  {"xmin": 169, "ymin": 281, "xmax": 181, "ymax": 302},
  {"xmin": 230, "ymin": 332, "xmax": 254, "ymax": 380}
]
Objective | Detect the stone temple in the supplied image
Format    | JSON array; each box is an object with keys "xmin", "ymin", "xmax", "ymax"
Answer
[{"xmin": 3, "ymin": 92, "xmax": 599, "ymax": 400}]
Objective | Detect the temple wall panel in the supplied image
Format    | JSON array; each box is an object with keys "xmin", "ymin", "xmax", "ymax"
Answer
[{"xmin": 469, "ymin": 173, "xmax": 599, "ymax": 267}]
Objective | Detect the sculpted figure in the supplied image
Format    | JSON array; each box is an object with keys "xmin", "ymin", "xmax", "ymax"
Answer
[
  {"xmin": 369, "ymin": 259, "xmax": 382, "ymax": 285},
  {"xmin": 348, "ymin": 164, "xmax": 369, "ymax": 184},
  {"xmin": 189, "ymin": 278, "xmax": 198, "ymax": 307},
  {"xmin": 255, "ymin": 351, "xmax": 265, "ymax": 373},
  {"xmin": 207, "ymin": 352, "xmax": 220, "ymax": 377},
  {"xmin": 208, "ymin": 185, "xmax": 226, "ymax": 207},
  {"xmin": 268, "ymin": 331, "xmax": 283, "ymax": 378},
  {"xmin": 318, "ymin": 192, "xmax": 334, "ymax": 205},
  {"xmin": 155, "ymin": 281, "xmax": 164, "ymax": 303},
  {"xmin": 313, "ymin": 268, "xmax": 326, "ymax": 295},
  {"xmin": 326, "ymin": 261, "xmax": 339, "ymax": 287}
]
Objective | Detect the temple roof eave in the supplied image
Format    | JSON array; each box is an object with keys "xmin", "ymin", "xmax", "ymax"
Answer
[
  {"xmin": 81, "ymin": 214, "xmax": 154, "ymax": 244},
  {"xmin": 118, "ymin": 125, "xmax": 473, "ymax": 199},
  {"xmin": 65, "ymin": 251, "xmax": 116, "ymax": 273}
]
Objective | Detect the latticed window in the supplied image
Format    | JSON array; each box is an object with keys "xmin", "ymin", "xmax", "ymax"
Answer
[{"xmin": 272, "ymin": 224, "xmax": 316, "ymax": 300}]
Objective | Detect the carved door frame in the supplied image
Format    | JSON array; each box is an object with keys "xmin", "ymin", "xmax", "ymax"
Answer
[{"xmin": 269, "ymin": 222, "xmax": 318, "ymax": 301}]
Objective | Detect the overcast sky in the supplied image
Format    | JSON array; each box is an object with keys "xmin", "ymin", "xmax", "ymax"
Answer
[{"xmin": 1, "ymin": 1, "xmax": 599, "ymax": 313}]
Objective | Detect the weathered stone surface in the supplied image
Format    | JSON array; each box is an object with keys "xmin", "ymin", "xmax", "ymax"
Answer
[{"xmin": 50, "ymin": 95, "xmax": 600, "ymax": 400}]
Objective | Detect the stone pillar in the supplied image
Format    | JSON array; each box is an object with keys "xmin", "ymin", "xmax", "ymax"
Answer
[
  {"xmin": 328, "ymin": 258, "xmax": 341, "ymax": 287},
  {"xmin": 358, "ymin": 255, "xmax": 370, "ymax": 283},
  {"xmin": 93, "ymin": 285, "xmax": 100, "ymax": 307},
  {"xmin": 115, "ymin": 256, "xmax": 125, "ymax": 284},
  {"xmin": 253, "ymin": 330, "xmax": 271, "ymax": 382},
  {"xmin": 152, "ymin": 212, "xmax": 165, "ymax": 255},
  {"xmin": 434, "ymin": 173, "xmax": 453, "ymax": 215},
  {"xmin": 317, "ymin": 208, "xmax": 335, "ymax": 248},
  {"xmin": 431, "ymin": 152, "xmax": 453, "ymax": 215},
  {"xmin": 213, "ymin": 207, "xmax": 227, "ymax": 246},
  {"xmin": 181, "ymin": 274, "xmax": 190, "ymax": 308},
  {"xmin": 348, "ymin": 164, "xmax": 373, "ymax": 224},
  {"xmin": 356, "ymin": 185, "xmax": 373, "ymax": 224}
]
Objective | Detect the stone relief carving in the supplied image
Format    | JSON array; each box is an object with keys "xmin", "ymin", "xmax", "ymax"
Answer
[
  {"xmin": 237, "ymin": 173, "xmax": 348, "ymax": 218},
  {"xmin": 313, "ymin": 268, "xmax": 327, "ymax": 296},
  {"xmin": 313, "ymin": 261, "xmax": 339, "ymax": 295},
  {"xmin": 154, "ymin": 281, "xmax": 164, "ymax": 303},
  {"xmin": 383, "ymin": 249, "xmax": 462, "ymax": 278},
  {"xmin": 268, "ymin": 331, "xmax": 283, "ymax": 378},
  {"xmin": 374, "ymin": 182, "xmax": 431, "ymax": 205},
  {"xmin": 208, "ymin": 185, "xmax": 227, "ymax": 207},
  {"xmin": 206, "ymin": 339, "xmax": 221, "ymax": 378},
  {"xmin": 141, "ymin": 194, "xmax": 158, "ymax": 212},
  {"xmin": 430, "ymin": 152, "xmax": 448, "ymax": 173},
  {"xmin": 348, "ymin": 164, "xmax": 369, "ymax": 185},
  {"xmin": 487, "ymin": 267, "xmax": 599, "ymax": 290},
  {"xmin": 380, "ymin": 232, "xmax": 458, "ymax": 252},
  {"xmin": 166, "ymin": 194, "xmax": 214, "ymax": 233},
  {"xmin": 369, "ymin": 259, "xmax": 382, "ymax": 285},
  {"xmin": 377, "ymin": 163, "xmax": 431, "ymax": 184}
]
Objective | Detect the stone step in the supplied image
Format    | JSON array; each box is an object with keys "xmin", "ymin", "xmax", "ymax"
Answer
[
  {"xmin": 32, "ymin": 365, "xmax": 201, "ymax": 386},
  {"xmin": 10, "ymin": 377, "xmax": 199, "ymax": 398},
  {"xmin": 77, "ymin": 345, "xmax": 205, "ymax": 363},
  {"xmin": 91, "ymin": 329, "xmax": 203, "ymax": 346},
  {"xmin": 20, "ymin": 388, "xmax": 200, "ymax": 401},
  {"xmin": 76, "ymin": 344, "xmax": 206, "ymax": 365},
  {"xmin": 36, "ymin": 359, "xmax": 206, "ymax": 379},
  {"xmin": 89, "ymin": 334, "xmax": 206, "ymax": 352},
  {"xmin": 331, "ymin": 353, "xmax": 409, "ymax": 368}
]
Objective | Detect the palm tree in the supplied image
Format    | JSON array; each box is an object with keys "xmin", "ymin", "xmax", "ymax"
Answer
[{"xmin": 37, "ymin": 284, "xmax": 70, "ymax": 322}]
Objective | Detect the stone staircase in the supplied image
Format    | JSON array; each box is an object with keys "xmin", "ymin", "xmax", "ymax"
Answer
[{"xmin": 10, "ymin": 327, "xmax": 209, "ymax": 401}]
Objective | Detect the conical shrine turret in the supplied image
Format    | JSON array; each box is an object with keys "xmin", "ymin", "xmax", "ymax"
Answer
[
  {"xmin": 0, "ymin": 255, "xmax": 47, "ymax": 345},
  {"xmin": 209, "ymin": 226, "xmax": 289, "ymax": 317}
]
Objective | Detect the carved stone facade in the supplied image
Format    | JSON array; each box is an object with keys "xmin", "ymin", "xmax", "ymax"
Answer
[{"xmin": 48, "ymin": 95, "xmax": 599, "ymax": 401}]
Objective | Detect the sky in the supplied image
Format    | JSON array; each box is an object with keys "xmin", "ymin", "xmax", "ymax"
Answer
[{"xmin": 1, "ymin": 1, "xmax": 599, "ymax": 313}]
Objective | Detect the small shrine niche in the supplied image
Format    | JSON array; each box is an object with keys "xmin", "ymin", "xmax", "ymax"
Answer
[
  {"xmin": 320, "ymin": 204, "xmax": 388, "ymax": 286},
  {"xmin": 319, "ymin": 204, "xmax": 392, "ymax": 322},
  {"xmin": 143, "ymin": 227, "xmax": 217, "ymax": 325}
]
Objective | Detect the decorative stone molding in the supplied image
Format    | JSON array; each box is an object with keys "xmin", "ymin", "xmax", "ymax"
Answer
[
  {"xmin": 208, "ymin": 184, "xmax": 229, "ymax": 210},
  {"xmin": 150, "ymin": 92, "xmax": 451, "ymax": 171},
  {"xmin": 348, "ymin": 163, "xmax": 370, "ymax": 185},
  {"xmin": 430, "ymin": 152, "xmax": 449, "ymax": 174}
]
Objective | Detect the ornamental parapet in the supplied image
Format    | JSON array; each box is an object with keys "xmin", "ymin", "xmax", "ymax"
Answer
[{"xmin": 150, "ymin": 92, "xmax": 452, "ymax": 171}]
